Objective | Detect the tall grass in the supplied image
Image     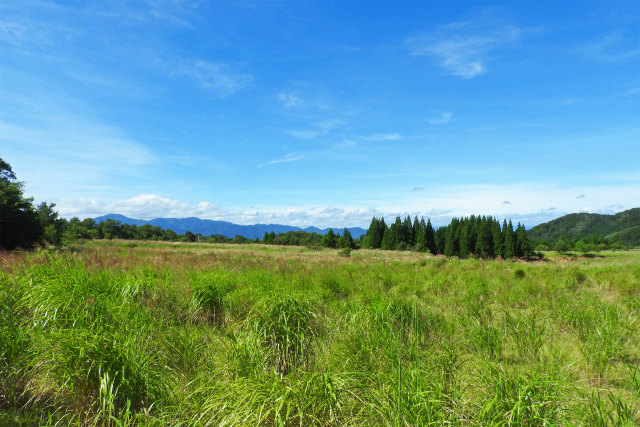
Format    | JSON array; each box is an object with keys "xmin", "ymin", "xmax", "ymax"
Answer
[{"xmin": 1, "ymin": 244, "xmax": 639, "ymax": 425}]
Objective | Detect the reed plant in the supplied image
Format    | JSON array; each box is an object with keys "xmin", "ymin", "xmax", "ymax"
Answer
[{"xmin": 1, "ymin": 243, "xmax": 638, "ymax": 425}]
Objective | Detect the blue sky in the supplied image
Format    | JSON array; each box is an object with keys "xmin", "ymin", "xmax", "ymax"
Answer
[{"xmin": 1, "ymin": 1, "xmax": 639, "ymax": 228}]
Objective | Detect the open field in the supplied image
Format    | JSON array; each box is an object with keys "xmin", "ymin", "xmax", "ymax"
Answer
[{"xmin": 1, "ymin": 241, "xmax": 639, "ymax": 425}]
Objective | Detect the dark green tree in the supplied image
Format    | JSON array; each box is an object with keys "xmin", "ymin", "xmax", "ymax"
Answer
[
  {"xmin": 415, "ymin": 217, "xmax": 427, "ymax": 251},
  {"xmin": 492, "ymin": 220, "xmax": 504, "ymax": 258},
  {"xmin": 459, "ymin": 222, "xmax": 471, "ymax": 258},
  {"xmin": 322, "ymin": 228, "xmax": 338, "ymax": 248},
  {"xmin": 444, "ymin": 218, "xmax": 459, "ymax": 257},
  {"xmin": 435, "ymin": 226, "xmax": 446, "ymax": 254},
  {"xmin": 382, "ymin": 217, "xmax": 401, "ymax": 250},
  {"xmin": 339, "ymin": 228, "xmax": 355, "ymax": 249},
  {"xmin": 474, "ymin": 219, "xmax": 493, "ymax": 258},
  {"xmin": 514, "ymin": 223, "xmax": 532, "ymax": 258},
  {"xmin": 36, "ymin": 202, "xmax": 64, "ymax": 245},
  {"xmin": 0, "ymin": 158, "xmax": 42, "ymax": 249},
  {"xmin": 365, "ymin": 217, "xmax": 386, "ymax": 249},
  {"xmin": 401, "ymin": 215, "xmax": 414, "ymax": 246},
  {"xmin": 425, "ymin": 219, "xmax": 436, "ymax": 254},
  {"xmin": 503, "ymin": 220, "xmax": 515, "ymax": 259}
]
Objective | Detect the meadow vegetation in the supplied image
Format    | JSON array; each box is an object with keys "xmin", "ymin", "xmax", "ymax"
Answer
[{"xmin": 1, "ymin": 241, "xmax": 639, "ymax": 425}]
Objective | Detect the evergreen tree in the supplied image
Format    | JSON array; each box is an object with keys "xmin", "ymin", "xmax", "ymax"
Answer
[
  {"xmin": 459, "ymin": 222, "xmax": 471, "ymax": 258},
  {"xmin": 444, "ymin": 218, "xmax": 459, "ymax": 257},
  {"xmin": 365, "ymin": 217, "xmax": 380, "ymax": 248},
  {"xmin": 382, "ymin": 217, "xmax": 401, "ymax": 250},
  {"xmin": 492, "ymin": 220, "xmax": 504, "ymax": 258},
  {"xmin": 474, "ymin": 219, "xmax": 492, "ymax": 258},
  {"xmin": 435, "ymin": 226, "xmax": 446, "ymax": 254},
  {"xmin": 514, "ymin": 223, "xmax": 532, "ymax": 258},
  {"xmin": 416, "ymin": 217, "xmax": 427, "ymax": 251},
  {"xmin": 425, "ymin": 219, "xmax": 437, "ymax": 254},
  {"xmin": 322, "ymin": 228, "xmax": 338, "ymax": 248},
  {"xmin": 340, "ymin": 228, "xmax": 355, "ymax": 249},
  {"xmin": 411, "ymin": 216, "xmax": 420, "ymax": 247},
  {"xmin": 503, "ymin": 220, "xmax": 515, "ymax": 258}
]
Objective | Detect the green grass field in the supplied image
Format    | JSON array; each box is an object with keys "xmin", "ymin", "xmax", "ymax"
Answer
[{"xmin": 1, "ymin": 241, "xmax": 639, "ymax": 425}]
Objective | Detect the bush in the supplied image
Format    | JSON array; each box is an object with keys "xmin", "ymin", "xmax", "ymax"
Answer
[{"xmin": 338, "ymin": 247, "xmax": 351, "ymax": 257}]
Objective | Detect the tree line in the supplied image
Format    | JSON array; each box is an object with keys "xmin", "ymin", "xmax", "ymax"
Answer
[
  {"xmin": 362, "ymin": 215, "xmax": 534, "ymax": 259},
  {"xmin": 262, "ymin": 228, "xmax": 355, "ymax": 249},
  {"xmin": 1, "ymin": 156, "xmax": 534, "ymax": 258}
]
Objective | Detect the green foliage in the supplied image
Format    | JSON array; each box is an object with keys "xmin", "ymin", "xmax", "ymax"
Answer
[
  {"xmin": 0, "ymin": 157, "xmax": 42, "ymax": 249},
  {"xmin": 249, "ymin": 294, "xmax": 315, "ymax": 376},
  {"xmin": 2, "ymin": 243, "xmax": 639, "ymax": 425},
  {"xmin": 337, "ymin": 247, "xmax": 351, "ymax": 257},
  {"xmin": 478, "ymin": 366, "xmax": 561, "ymax": 425},
  {"xmin": 191, "ymin": 271, "xmax": 236, "ymax": 322},
  {"xmin": 364, "ymin": 214, "xmax": 533, "ymax": 259},
  {"xmin": 528, "ymin": 208, "xmax": 640, "ymax": 247}
]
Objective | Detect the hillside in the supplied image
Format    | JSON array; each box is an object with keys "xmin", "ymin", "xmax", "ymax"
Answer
[
  {"xmin": 93, "ymin": 214, "xmax": 367, "ymax": 240},
  {"xmin": 527, "ymin": 208, "xmax": 640, "ymax": 245}
]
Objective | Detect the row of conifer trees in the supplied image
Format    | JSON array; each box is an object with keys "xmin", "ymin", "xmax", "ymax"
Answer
[{"xmin": 364, "ymin": 215, "xmax": 533, "ymax": 259}]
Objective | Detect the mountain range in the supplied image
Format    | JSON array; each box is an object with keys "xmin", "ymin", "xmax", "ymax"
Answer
[
  {"xmin": 93, "ymin": 214, "xmax": 367, "ymax": 240},
  {"xmin": 526, "ymin": 208, "xmax": 640, "ymax": 245}
]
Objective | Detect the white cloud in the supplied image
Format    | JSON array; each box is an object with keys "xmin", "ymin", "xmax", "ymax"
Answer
[
  {"xmin": 54, "ymin": 180, "xmax": 640, "ymax": 229},
  {"xmin": 175, "ymin": 61, "xmax": 253, "ymax": 96},
  {"xmin": 278, "ymin": 92, "xmax": 302, "ymax": 108},
  {"xmin": 0, "ymin": 113, "xmax": 156, "ymax": 200},
  {"xmin": 581, "ymin": 32, "xmax": 640, "ymax": 62},
  {"xmin": 406, "ymin": 23, "xmax": 522, "ymax": 78},
  {"xmin": 57, "ymin": 194, "xmax": 221, "ymax": 220},
  {"xmin": 287, "ymin": 119, "xmax": 346, "ymax": 140},
  {"xmin": 56, "ymin": 195, "xmax": 387, "ymax": 228},
  {"xmin": 332, "ymin": 140, "xmax": 356, "ymax": 149},
  {"xmin": 428, "ymin": 112, "xmax": 453, "ymax": 124},
  {"xmin": 361, "ymin": 133, "xmax": 402, "ymax": 141},
  {"xmin": 259, "ymin": 153, "xmax": 304, "ymax": 167},
  {"xmin": 287, "ymin": 129, "xmax": 323, "ymax": 139}
]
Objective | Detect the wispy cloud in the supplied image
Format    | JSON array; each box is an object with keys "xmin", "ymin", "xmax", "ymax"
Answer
[
  {"xmin": 428, "ymin": 112, "xmax": 453, "ymax": 124},
  {"xmin": 175, "ymin": 61, "xmax": 253, "ymax": 96},
  {"xmin": 287, "ymin": 119, "xmax": 346, "ymax": 140},
  {"xmin": 333, "ymin": 140, "xmax": 356, "ymax": 149},
  {"xmin": 406, "ymin": 22, "xmax": 522, "ymax": 78},
  {"xmin": 278, "ymin": 92, "xmax": 303, "ymax": 108},
  {"xmin": 259, "ymin": 153, "xmax": 304, "ymax": 167},
  {"xmin": 361, "ymin": 132, "xmax": 402, "ymax": 141},
  {"xmin": 0, "ymin": 112, "xmax": 157, "ymax": 200},
  {"xmin": 626, "ymin": 87, "xmax": 640, "ymax": 95},
  {"xmin": 581, "ymin": 32, "xmax": 640, "ymax": 62}
]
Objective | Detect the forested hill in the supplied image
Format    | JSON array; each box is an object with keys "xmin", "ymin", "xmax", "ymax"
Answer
[
  {"xmin": 94, "ymin": 214, "xmax": 367, "ymax": 240},
  {"xmin": 526, "ymin": 208, "xmax": 640, "ymax": 244}
]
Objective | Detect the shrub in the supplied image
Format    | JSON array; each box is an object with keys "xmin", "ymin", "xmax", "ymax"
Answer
[{"xmin": 338, "ymin": 247, "xmax": 351, "ymax": 257}]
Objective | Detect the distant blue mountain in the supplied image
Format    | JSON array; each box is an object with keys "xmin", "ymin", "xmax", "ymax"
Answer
[{"xmin": 93, "ymin": 214, "xmax": 367, "ymax": 240}]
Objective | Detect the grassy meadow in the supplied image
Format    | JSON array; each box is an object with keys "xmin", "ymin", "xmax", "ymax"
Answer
[{"xmin": 1, "ymin": 241, "xmax": 639, "ymax": 425}]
